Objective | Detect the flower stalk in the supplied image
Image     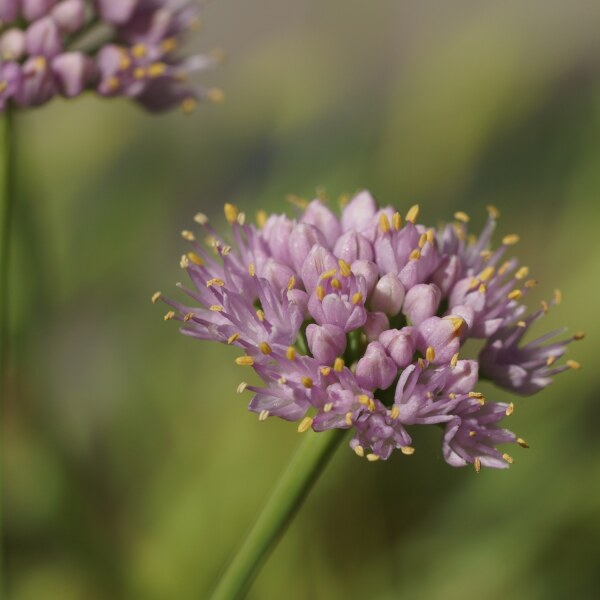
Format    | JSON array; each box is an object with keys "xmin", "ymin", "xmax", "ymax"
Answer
[{"xmin": 210, "ymin": 428, "xmax": 346, "ymax": 600}]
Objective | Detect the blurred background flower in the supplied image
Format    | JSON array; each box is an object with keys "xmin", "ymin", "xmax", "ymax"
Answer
[{"xmin": 3, "ymin": 0, "xmax": 599, "ymax": 598}]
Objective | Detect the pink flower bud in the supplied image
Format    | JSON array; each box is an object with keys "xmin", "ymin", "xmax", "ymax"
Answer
[
  {"xmin": 355, "ymin": 342, "xmax": 397, "ymax": 390},
  {"xmin": 333, "ymin": 230, "xmax": 373, "ymax": 263},
  {"xmin": 363, "ymin": 312, "xmax": 389, "ymax": 341},
  {"xmin": 301, "ymin": 200, "xmax": 341, "ymax": 241},
  {"xmin": 379, "ymin": 328, "xmax": 416, "ymax": 368},
  {"xmin": 306, "ymin": 324, "xmax": 346, "ymax": 365},
  {"xmin": 52, "ymin": 0, "xmax": 86, "ymax": 33},
  {"xmin": 289, "ymin": 223, "xmax": 327, "ymax": 272},
  {"xmin": 370, "ymin": 272, "xmax": 405, "ymax": 316},
  {"xmin": 403, "ymin": 283, "xmax": 441, "ymax": 326}
]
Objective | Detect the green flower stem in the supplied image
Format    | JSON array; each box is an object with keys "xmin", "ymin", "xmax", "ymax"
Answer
[
  {"xmin": 0, "ymin": 106, "xmax": 15, "ymax": 590},
  {"xmin": 210, "ymin": 428, "xmax": 347, "ymax": 600}
]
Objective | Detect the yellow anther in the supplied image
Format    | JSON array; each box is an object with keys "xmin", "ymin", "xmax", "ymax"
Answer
[
  {"xmin": 405, "ymin": 204, "xmax": 419, "ymax": 223},
  {"xmin": 334, "ymin": 357, "xmax": 345, "ymax": 372},
  {"xmin": 224, "ymin": 203, "xmax": 238, "ymax": 224},
  {"xmin": 401, "ymin": 446, "xmax": 415, "ymax": 456},
  {"xmin": 256, "ymin": 309, "xmax": 265, "ymax": 321},
  {"xmin": 358, "ymin": 395, "xmax": 369, "ymax": 406},
  {"xmin": 507, "ymin": 289, "xmax": 522, "ymax": 301},
  {"xmin": 467, "ymin": 233, "xmax": 477, "ymax": 246},
  {"xmin": 221, "ymin": 245, "xmax": 232, "ymax": 255},
  {"xmin": 546, "ymin": 356, "xmax": 556, "ymax": 366},
  {"xmin": 133, "ymin": 66, "xmax": 146, "ymax": 79},
  {"xmin": 148, "ymin": 62, "xmax": 167, "ymax": 78},
  {"xmin": 286, "ymin": 346, "xmax": 297, "ymax": 361},
  {"xmin": 338, "ymin": 194, "xmax": 350, "ymax": 208},
  {"xmin": 194, "ymin": 213, "xmax": 208, "ymax": 225},
  {"xmin": 338, "ymin": 259, "xmax": 351, "ymax": 277},
  {"xmin": 151, "ymin": 291, "xmax": 162, "ymax": 304},
  {"xmin": 181, "ymin": 230, "xmax": 195, "ymax": 241},
  {"xmin": 392, "ymin": 212, "xmax": 402, "ymax": 230},
  {"xmin": 258, "ymin": 409, "xmax": 270, "ymax": 421},
  {"xmin": 473, "ymin": 458, "xmax": 482, "ymax": 473},
  {"xmin": 426, "ymin": 228, "xmax": 436, "ymax": 244},
  {"xmin": 502, "ymin": 453, "xmax": 514, "ymax": 465},
  {"xmin": 352, "ymin": 292, "xmax": 363, "ymax": 305},
  {"xmin": 554, "ymin": 289, "xmax": 562, "ymax": 304},
  {"xmin": 478, "ymin": 283, "xmax": 487, "ymax": 294},
  {"xmin": 448, "ymin": 393, "xmax": 456, "ymax": 400},
  {"xmin": 469, "ymin": 431, "xmax": 477, "ymax": 438},
  {"xmin": 479, "ymin": 266, "xmax": 495, "ymax": 282},
  {"xmin": 446, "ymin": 316, "xmax": 466, "ymax": 335},
  {"xmin": 132, "ymin": 43, "xmax": 146, "ymax": 58},
  {"xmin": 426, "ymin": 346, "xmax": 436, "ymax": 362},
  {"xmin": 450, "ymin": 353, "xmax": 459, "ymax": 368},
  {"xmin": 418, "ymin": 233, "xmax": 428, "ymax": 248},
  {"xmin": 517, "ymin": 438, "xmax": 530, "ymax": 448},
  {"xmin": 379, "ymin": 213, "xmax": 390, "ymax": 233},
  {"xmin": 454, "ymin": 211, "xmax": 470, "ymax": 223},
  {"xmin": 480, "ymin": 249, "xmax": 493, "ymax": 260},
  {"xmin": 287, "ymin": 194, "xmax": 308, "ymax": 208},
  {"xmin": 506, "ymin": 402, "xmax": 515, "ymax": 416},
  {"xmin": 345, "ymin": 412, "xmax": 353, "ymax": 426},
  {"xmin": 237, "ymin": 212, "xmax": 246, "ymax": 226},
  {"xmin": 409, "ymin": 249, "xmax": 421, "ymax": 261},
  {"xmin": 390, "ymin": 406, "xmax": 400, "ymax": 420},
  {"xmin": 566, "ymin": 360, "xmax": 581, "ymax": 370},
  {"xmin": 301, "ymin": 377, "xmax": 313, "ymax": 389},
  {"xmin": 207, "ymin": 88, "xmax": 225, "ymax": 104},
  {"xmin": 106, "ymin": 76, "xmax": 120, "ymax": 91},
  {"xmin": 210, "ymin": 305, "xmax": 223, "ymax": 312},
  {"xmin": 517, "ymin": 320, "xmax": 527, "ymax": 328},
  {"xmin": 515, "ymin": 266, "xmax": 529, "ymax": 280},
  {"xmin": 367, "ymin": 398, "xmax": 376, "ymax": 412},
  {"xmin": 573, "ymin": 332, "xmax": 585, "ymax": 341},
  {"xmin": 236, "ymin": 382, "xmax": 248, "ymax": 394},
  {"xmin": 366, "ymin": 453, "xmax": 380, "ymax": 462},
  {"xmin": 316, "ymin": 285, "xmax": 325, "ymax": 301},
  {"xmin": 161, "ymin": 37, "xmax": 178, "ymax": 53},
  {"xmin": 183, "ymin": 312, "xmax": 194, "ymax": 322},
  {"xmin": 320, "ymin": 366, "xmax": 331, "ymax": 376},
  {"xmin": 486, "ymin": 204, "xmax": 500, "ymax": 219},
  {"xmin": 180, "ymin": 97, "xmax": 198, "ymax": 114},
  {"xmin": 297, "ymin": 416, "xmax": 313, "ymax": 433},
  {"xmin": 323, "ymin": 402, "xmax": 333, "ymax": 412},
  {"xmin": 163, "ymin": 310, "xmax": 175, "ymax": 321},
  {"xmin": 320, "ymin": 268, "xmax": 337, "ymax": 280},
  {"xmin": 259, "ymin": 342, "xmax": 272, "ymax": 355},
  {"xmin": 469, "ymin": 392, "xmax": 484, "ymax": 399},
  {"xmin": 287, "ymin": 276, "xmax": 296, "ymax": 290},
  {"xmin": 417, "ymin": 358, "xmax": 426, "ymax": 369},
  {"xmin": 227, "ymin": 333, "xmax": 240, "ymax": 344},
  {"xmin": 256, "ymin": 210, "xmax": 267, "ymax": 227},
  {"xmin": 207, "ymin": 278, "xmax": 225, "ymax": 287},
  {"xmin": 248, "ymin": 263, "xmax": 255, "ymax": 276},
  {"xmin": 468, "ymin": 277, "xmax": 480, "ymax": 290},
  {"xmin": 235, "ymin": 356, "xmax": 254, "ymax": 366},
  {"xmin": 331, "ymin": 278, "xmax": 341, "ymax": 290},
  {"xmin": 502, "ymin": 234, "xmax": 520, "ymax": 246},
  {"xmin": 354, "ymin": 445, "xmax": 365, "ymax": 458},
  {"xmin": 524, "ymin": 279, "xmax": 538, "ymax": 289},
  {"xmin": 498, "ymin": 261, "xmax": 511, "ymax": 276}
]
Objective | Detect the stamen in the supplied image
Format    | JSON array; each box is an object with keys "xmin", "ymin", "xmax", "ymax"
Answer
[
  {"xmin": 358, "ymin": 395, "xmax": 369, "ymax": 406},
  {"xmin": 502, "ymin": 453, "xmax": 514, "ymax": 465},
  {"xmin": 334, "ymin": 358, "xmax": 345, "ymax": 372},
  {"xmin": 151, "ymin": 291, "xmax": 162, "ymax": 304},
  {"xmin": 426, "ymin": 346, "xmax": 436, "ymax": 362},
  {"xmin": 286, "ymin": 346, "xmax": 297, "ymax": 361},
  {"xmin": 187, "ymin": 252, "xmax": 204, "ymax": 266},
  {"xmin": 235, "ymin": 356, "xmax": 254, "ymax": 366},
  {"xmin": 517, "ymin": 438, "xmax": 530, "ymax": 448},
  {"xmin": 479, "ymin": 266, "xmax": 495, "ymax": 282},
  {"xmin": 546, "ymin": 356, "xmax": 556, "ymax": 366},
  {"xmin": 345, "ymin": 412, "xmax": 353, "ymax": 426},
  {"xmin": 353, "ymin": 445, "xmax": 365, "ymax": 458},
  {"xmin": 506, "ymin": 402, "xmax": 515, "ymax": 416},
  {"xmin": 454, "ymin": 211, "xmax": 470, "ymax": 223},
  {"xmin": 181, "ymin": 97, "xmax": 198, "ymax": 114},
  {"xmin": 469, "ymin": 431, "xmax": 477, "ymax": 438},
  {"xmin": 401, "ymin": 446, "xmax": 415, "ymax": 455},
  {"xmin": 524, "ymin": 279, "xmax": 538, "ymax": 289},
  {"xmin": 227, "ymin": 333, "xmax": 241, "ymax": 344},
  {"xmin": 287, "ymin": 276, "xmax": 296, "ymax": 290},
  {"xmin": 194, "ymin": 212, "xmax": 208, "ymax": 225},
  {"xmin": 163, "ymin": 311, "xmax": 175, "ymax": 321},
  {"xmin": 486, "ymin": 204, "xmax": 500, "ymax": 219},
  {"xmin": 540, "ymin": 300, "xmax": 549, "ymax": 313},
  {"xmin": 450, "ymin": 353, "xmax": 459, "ymax": 367},
  {"xmin": 183, "ymin": 313, "xmax": 194, "ymax": 322},
  {"xmin": 320, "ymin": 268, "xmax": 338, "ymax": 280},
  {"xmin": 446, "ymin": 316, "xmax": 465, "ymax": 336},
  {"xmin": 224, "ymin": 203, "xmax": 238, "ymax": 224},
  {"xmin": 352, "ymin": 292, "xmax": 363, "ymax": 305},
  {"xmin": 301, "ymin": 377, "xmax": 313, "ymax": 389},
  {"xmin": 316, "ymin": 286, "xmax": 325, "ymax": 301},
  {"xmin": 517, "ymin": 320, "xmax": 527, "ymax": 328},
  {"xmin": 256, "ymin": 309, "xmax": 265, "ymax": 321},
  {"xmin": 392, "ymin": 212, "xmax": 402, "ymax": 230},
  {"xmin": 379, "ymin": 213, "xmax": 390, "ymax": 233},
  {"xmin": 181, "ymin": 230, "xmax": 195, "ymax": 241},
  {"xmin": 248, "ymin": 263, "xmax": 255, "ymax": 276},
  {"xmin": 405, "ymin": 204, "xmax": 419, "ymax": 223},
  {"xmin": 409, "ymin": 249, "xmax": 421, "ymax": 260},
  {"xmin": 480, "ymin": 249, "xmax": 493, "ymax": 260},
  {"xmin": 478, "ymin": 283, "xmax": 487, "ymax": 294},
  {"xmin": 502, "ymin": 234, "xmax": 520, "ymax": 246},
  {"xmin": 426, "ymin": 228, "xmax": 436, "ymax": 244},
  {"xmin": 366, "ymin": 453, "xmax": 380, "ymax": 462},
  {"xmin": 507, "ymin": 289, "xmax": 522, "ymax": 301},
  {"xmin": 259, "ymin": 410, "xmax": 270, "ymax": 421},
  {"xmin": 237, "ymin": 212, "xmax": 246, "ymax": 226},
  {"xmin": 418, "ymin": 233, "xmax": 427, "ymax": 248},
  {"xmin": 566, "ymin": 360, "xmax": 581, "ymax": 370},
  {"xmin": 331, "ymin": 278, "xmax": 341, "ymax": 289},
  {"xmin": 390, "ymin": 406, "xmax": 400, "ymax": 420},
  {"xmin": 573, "ymin": 332, "xmax": 585, "ymax": 341},
  {"xmin": 207, "ymin": 88, "xmax": 225, "ymax": 104},
  {"xmin": 323, "ymin": 402, "xmax": 333, "ymax": 412},
  {"xmin": 210, "ymin": 305, "xmax": 223, "ymax": 312},
  {"xmin": 338, "ymin": 259, "xmax": 351, "ymax": 277},
  {"xmin": 256, "ymin": 210, "xmax": 267, "ymax": 227},
  {"xmin": 515, "ymin": 266, "xmax": 529, "ymax": 280},
  {"xmin": 474, "ymin": 458, "xmax": 482, "ymax": 473},
  {"xmin": 236, "ymin": 382, "xmax": 248, "ymax": 394},
  {"xmin": 207, "ymin": 278, "xmax": 225, "ymax": 287},
  {"xmin": 320, "ymin": 366, "xmax": 331, "ymax": 376},
  {"xmin": 498, "ymin": 261, "xmax": 511, "ymax": 275},
  {"xmin": 554, "ymin": 289, "xmax": 562, "ymax": 304},
  {"xmin": 367, "ymin": 398, "xmax": 376, "ymax": 412},
  {"xmin": 417, "ymin": 358, "xmax": 426, "ymax": 369},
  {"xmin": 259, "ymin": 342, "xmax": 272, "ymax": 355},
  {"xmin": 297, "ymin": 416, "xmax": 313, "ymax": 433}
]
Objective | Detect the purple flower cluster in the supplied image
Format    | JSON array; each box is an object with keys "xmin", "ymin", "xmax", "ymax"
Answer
[
  {"xmin": 158, "ymin": 192, "xmax": 582, "ymax": 470},
  {"xmin": 0, "ymin": 0, "xmax": 220, "ymax": 112}
]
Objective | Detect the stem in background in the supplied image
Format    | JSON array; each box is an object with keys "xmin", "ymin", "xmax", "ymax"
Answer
[
  {"xmin": 0, "ymin": 106, "xmax": 15, "ymax": 592},
  {"xmin": 210, "ymin": 428, "xmax": 346, "ymax": 600}
]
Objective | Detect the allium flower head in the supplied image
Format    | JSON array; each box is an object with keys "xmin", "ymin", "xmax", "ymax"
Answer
[
  {"xmin": 157, "ymin": 192, "xmax": 582, "ymax": 471},
  {"xmin": 0, "ymin": 0, "xmax": 221, "ymax": 112}
]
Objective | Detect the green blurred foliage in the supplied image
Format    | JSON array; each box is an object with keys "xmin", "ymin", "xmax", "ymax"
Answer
[{"xmin": 3, "ymin": 0, "xmax": 600, "ymax": 598}]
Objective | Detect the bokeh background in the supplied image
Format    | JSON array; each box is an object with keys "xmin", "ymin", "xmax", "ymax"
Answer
[{"xmin": 3, "ymin": 0, "xmax": 600, "ymax": 598}]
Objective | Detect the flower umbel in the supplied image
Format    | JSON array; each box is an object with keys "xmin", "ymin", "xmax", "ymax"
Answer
[
  {"xmin": 158, "ymin": 193, "xmax": 581, "ymax": 470},
  {"xmin": 0, "ymin": 0, "xmax": 221, "ymax": 112}
]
